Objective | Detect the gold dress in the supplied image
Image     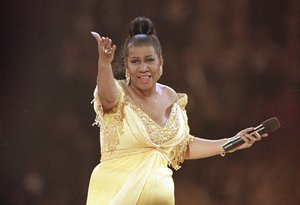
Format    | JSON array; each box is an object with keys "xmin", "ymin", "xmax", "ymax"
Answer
[{"xmin": 86, "ymin": 80, "xmax": 193, "ymax": 205}]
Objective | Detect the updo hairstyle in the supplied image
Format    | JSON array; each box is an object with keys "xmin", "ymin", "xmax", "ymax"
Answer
[{"xmin": 123, "ymin": 17, "xmax": 162, "ymax": 59}]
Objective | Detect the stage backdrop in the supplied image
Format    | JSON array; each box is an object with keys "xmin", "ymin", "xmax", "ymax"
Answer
[{"xmin": 1, "ymin": 0, "xmax": 299, "ymax": 204}]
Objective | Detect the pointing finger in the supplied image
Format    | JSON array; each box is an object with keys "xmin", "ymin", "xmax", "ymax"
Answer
[{"xmin": 91, "ymin": 31, "xmax": 101, "ymax": 42}]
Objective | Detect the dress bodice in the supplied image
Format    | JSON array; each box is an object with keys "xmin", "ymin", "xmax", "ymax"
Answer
[
  {"xmin": 92, "ymin": 80, "xmax": 193, "ymax": 170},
  {"xmin": 87, "ymin": 80, "xmax": 193, "ymax": 205}
]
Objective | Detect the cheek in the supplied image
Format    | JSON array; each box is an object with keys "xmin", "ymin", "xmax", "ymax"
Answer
[
  {"xmin": 152, "ymin": 63, "xmax": 161, "ymax": 74},
  {"xmin": 127, "ymin": 64, "xmax": 137, "ymax": 74}
]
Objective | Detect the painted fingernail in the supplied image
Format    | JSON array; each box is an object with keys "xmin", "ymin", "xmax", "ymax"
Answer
[{"xmin": 91, "ymin": 31, "xmax": 98, "ymax": 36}]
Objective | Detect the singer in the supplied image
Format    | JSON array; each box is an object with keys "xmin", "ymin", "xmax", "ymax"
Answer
[{"xmin": 86, "ymin": 17, "xmax": 268, "ymax": 205}]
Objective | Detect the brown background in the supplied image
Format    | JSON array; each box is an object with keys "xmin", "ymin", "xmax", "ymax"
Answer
[{"xmin": 1, "ymin": 0, "xmax": 299, "ymax": 204}]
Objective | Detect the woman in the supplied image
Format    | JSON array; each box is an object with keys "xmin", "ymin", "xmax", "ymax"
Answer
[{"xmin": 86, "ymin": 17, "xmax": 267, "ymax": 205}]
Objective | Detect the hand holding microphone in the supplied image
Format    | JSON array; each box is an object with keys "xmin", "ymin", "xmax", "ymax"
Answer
[{"xmin": 222, "ymin": 117, "xmax": 281, "ymax": 154}]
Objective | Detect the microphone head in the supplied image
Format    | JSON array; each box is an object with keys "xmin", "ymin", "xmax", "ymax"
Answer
[{"xmin": 262, "ymin": 117, "xmax": 281, "ymax": 133}]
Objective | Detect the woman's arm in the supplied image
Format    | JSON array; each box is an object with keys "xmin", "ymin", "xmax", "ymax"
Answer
[
  {"xmin": 91, "ymin": 32, "xmax": 119, "ymax": 112},
  {"xmin": 185, "ymin": 127, "xmax": 268, "ymax": 159}
]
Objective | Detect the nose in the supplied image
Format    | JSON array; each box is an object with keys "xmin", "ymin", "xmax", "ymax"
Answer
[{"xmin": 140, "ymin": 63, "xmax": 149, "ymax": 72}]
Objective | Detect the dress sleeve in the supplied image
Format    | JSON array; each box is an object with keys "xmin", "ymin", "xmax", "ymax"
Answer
[
  {"xmin": 91, "ymin": 79, "xmax": 125, "ymax": 151},
  {"xmin": 169, "ymin": 94, "xmax": 194, "ymax": 170},
  {"xmin": 169, "ymin": 134, "xmax": 194, "ymax": 170}
]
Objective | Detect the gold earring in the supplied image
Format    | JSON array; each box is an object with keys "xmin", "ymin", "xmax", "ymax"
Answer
[
  {"xmin": 125, "ymin": 69, "xmax": 130, "ymax": 85},
  {"xmin": 159, "ymin": 66, "xmax": 163, "ymax": 77}
]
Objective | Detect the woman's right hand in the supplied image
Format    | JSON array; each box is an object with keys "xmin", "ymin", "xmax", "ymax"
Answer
[{"xmin": 91, "ymin": 31, "xmax": 116, "ymax": 66}]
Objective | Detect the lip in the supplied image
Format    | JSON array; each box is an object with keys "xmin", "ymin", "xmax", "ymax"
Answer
[{"xmin": 138, "ymin": 75, "xmax": 152, "ymax": 83}]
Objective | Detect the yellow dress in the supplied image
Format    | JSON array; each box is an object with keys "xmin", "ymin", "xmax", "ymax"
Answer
[{"xmin": 86, "ymin": 80, "xmax": 193, "ymax": 205}]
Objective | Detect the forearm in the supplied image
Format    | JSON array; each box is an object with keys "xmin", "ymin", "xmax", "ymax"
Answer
[
  {"xmin": 185, "ymin": 137, "xmax": 226, "ymax": 159},
  {"xmin": 184, "ymin": 127, "xmax": 265, "ymax": 160},
  {"xmin": 97, "ymin": 63, "xmax": 119, "ymax": 108},
  {"xmin": 91, "ymin": 32, "xmax": 119, "ymax": 111}
]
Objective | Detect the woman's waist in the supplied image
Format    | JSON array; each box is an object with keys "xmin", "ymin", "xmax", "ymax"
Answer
[
  {"xmin": 98, "ymin": 160, "xmax": 173, "ymax": 177},
  {"xmin": 101, "ymin": 146, "xmax": 169, "ymax": 162}
]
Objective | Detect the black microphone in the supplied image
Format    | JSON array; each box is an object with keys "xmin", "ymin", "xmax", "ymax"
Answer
[{"xmin": 222, "ymin": 117, "xmax": 281, "ymax": 152}]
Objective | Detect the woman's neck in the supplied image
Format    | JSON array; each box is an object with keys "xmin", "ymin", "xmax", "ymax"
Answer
[{"xmin": 129, "ymin": 83, "xmax": 158, "ymax": 99}]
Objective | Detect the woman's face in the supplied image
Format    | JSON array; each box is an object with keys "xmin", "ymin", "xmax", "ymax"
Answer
[{"xmin": 126, "ymin": 44, "xmax": 163, "ymax": 90}]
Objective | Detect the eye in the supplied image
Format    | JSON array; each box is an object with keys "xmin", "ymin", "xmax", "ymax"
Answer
[
  {"xmin": 130, "ymin": 59, "xmax": 139, "ymax": 64},
  {"xmin": 146, "ymin": 58, "xmax": 155, "ymax": 62}
]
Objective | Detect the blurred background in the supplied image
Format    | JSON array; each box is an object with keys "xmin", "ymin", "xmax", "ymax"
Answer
[{"xmin": 1, "ymin": 0, "xmax": 299, "ymax": 204}]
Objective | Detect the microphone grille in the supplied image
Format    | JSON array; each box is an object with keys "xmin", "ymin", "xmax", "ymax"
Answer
[{"xmin": 262, "ymin": 117, "xmax": 281, "ymax": 133}]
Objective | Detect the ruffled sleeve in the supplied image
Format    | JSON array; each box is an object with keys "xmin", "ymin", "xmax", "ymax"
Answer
[
  {"xmin": 169, "ymin": 134, "xmax": 194, "ymax": 170},
  {"xmin": 91, "ymin": 80, "xmax": 125, "ymax": 152},
  {"xmin": 169, "ymin": 93, "xmax": 194, "ymax": 170}
]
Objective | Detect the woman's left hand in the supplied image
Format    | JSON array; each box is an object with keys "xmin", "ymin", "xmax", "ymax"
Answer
[{"xmin": 233, "ymin": 127, "xmax": 268, "ymax": 151}]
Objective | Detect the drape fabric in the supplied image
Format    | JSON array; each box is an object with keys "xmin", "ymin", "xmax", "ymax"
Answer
[{"xmin": 86, "ymin": 80, "xmax": 193, "ymax": 205}]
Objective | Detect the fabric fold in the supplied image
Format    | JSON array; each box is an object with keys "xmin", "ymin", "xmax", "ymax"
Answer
[{"xmin": 87, "ymin": 80, "xmax": 193, "ymax": 205}]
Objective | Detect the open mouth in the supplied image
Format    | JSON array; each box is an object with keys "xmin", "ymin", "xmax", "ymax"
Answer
[
  {"xmin": 138, "ymin": 76, "xmax": 151, "ymax": 79},
  {"xmin": 138, "ymin": 75, "xmax": 151, "ymax": 83}
]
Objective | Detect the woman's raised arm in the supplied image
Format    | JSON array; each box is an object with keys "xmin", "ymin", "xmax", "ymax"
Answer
[{"xmin": 91, "ymin": 31, "xmax": 119, "ymax": 112}]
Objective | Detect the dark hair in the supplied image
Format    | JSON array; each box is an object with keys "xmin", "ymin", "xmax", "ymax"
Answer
[{"xmin": 123, "ymin": 17, "xmax": 162, "ymax": 58}]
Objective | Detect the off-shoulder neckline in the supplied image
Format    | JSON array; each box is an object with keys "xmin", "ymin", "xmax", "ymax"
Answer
[{"xmin": 116, "ymin": 80, "xmax": 187, "ymax": 128}]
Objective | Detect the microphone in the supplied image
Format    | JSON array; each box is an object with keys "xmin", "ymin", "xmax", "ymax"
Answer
[{"xmin": 222, "ymin": 117, "xmax": 281, "ymax": 152}]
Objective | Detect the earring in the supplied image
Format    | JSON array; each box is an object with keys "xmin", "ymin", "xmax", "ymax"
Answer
[
  {"xmin": 125, "ymin": 69, "xmax": 130, "ymax": 85},
  {"xmin": 159, "ymin": 66, "xmax": 163, "ymax": 77}
]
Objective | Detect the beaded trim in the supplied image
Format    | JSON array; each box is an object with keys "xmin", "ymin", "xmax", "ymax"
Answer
[
  {"xmin": 92, "ymin": 82, "xmax": 125, "ymax": 152},
  {"xmin": 169, "ymin": 134, "xmax": 194, "ymax": 170},
  {"xmin": 126, "ymin": 102, "xmax": 179, "ymax": 145}
]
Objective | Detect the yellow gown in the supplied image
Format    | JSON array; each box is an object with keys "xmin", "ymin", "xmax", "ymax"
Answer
[{"xmin": 86, "ymin": 80, "xmax": 193, "ymax": 205}]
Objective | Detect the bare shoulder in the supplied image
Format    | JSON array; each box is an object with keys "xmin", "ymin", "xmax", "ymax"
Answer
[
  {"xmin": 118, "ymin": 79, "xmax": 129, "ymax": 94},
  {"xmin": 157, "ymin": 83, "xmax": 178, "ymax": 102},
  {"xmin": 118, "ymin": 79, "xmax": 127, "ymax": 90},
  {"xmin": 118, "ymin": 79, "xmax": 135, "ymax": 100}
]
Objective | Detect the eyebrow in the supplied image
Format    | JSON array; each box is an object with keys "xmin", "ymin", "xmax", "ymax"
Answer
[
  {"xmin": 129, "ymin": 55, "xmax": 154, "ymax": 59},
  {"xmin": 145, "ymin": 55, "xmax": 155, "ymax": 58},
  {"xmin": 128, "ymin": 57, "xmax": 139, "ymax": 60}
]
